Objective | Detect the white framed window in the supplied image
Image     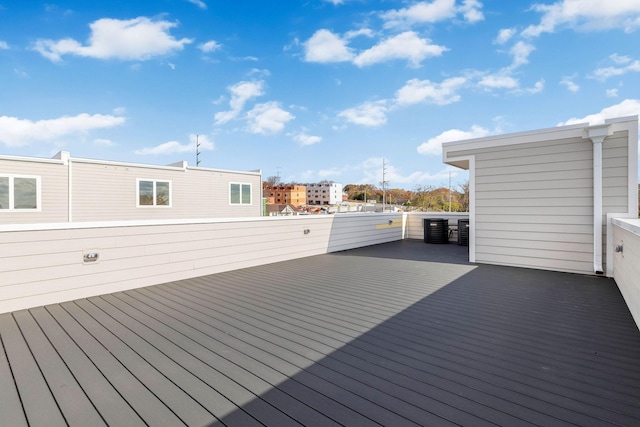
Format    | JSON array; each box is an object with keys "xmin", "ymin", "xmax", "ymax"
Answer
[
  {"xmin": 0, "ymin": 174, "xmax": 41, "ymax": 211},
  {"xmin": 230, "ymin": 182, "xmax": 252, "ymax": 205},
  {"xmin": 137, "ymin": 179, "xmax": 171, "ymax": 207}
]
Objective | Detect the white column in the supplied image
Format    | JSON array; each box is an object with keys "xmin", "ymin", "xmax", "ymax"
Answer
[{"xmin": 584, "ymin": 125, "xmax": 612, "ymax": 275}]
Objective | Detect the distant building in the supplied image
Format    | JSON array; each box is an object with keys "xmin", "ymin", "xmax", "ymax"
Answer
[
  {"xmin": 263, "ymin": 185, "xmax": 307, "ymax": 207},
  {"xmin": 265, "ymin": 204, "xmax": 299, "ymax": 216},
  {"xmin": 0, "ymin": 151, "xmax": 262, "ymax": 224},
  {"xmin": 305, "ymin": 182, "xmax": 342, "ymax": 205}
]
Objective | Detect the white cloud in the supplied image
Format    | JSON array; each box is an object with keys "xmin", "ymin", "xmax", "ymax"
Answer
[
  {"xmin": 525, "ymin": 78, "xmax": 545, "ymax": 94},
  {"xmin": 135, "ymin": 133, "xmax": 213, "ymax": 155},
  {"xmin": 325, "ymin": 0, "xmax": 345, "ymax": 5},
  {"xmin": 344, "ymin": 28, "xmax": 374, "ymax": 39},
  {"xmin": 0, "ymin": 40, "xmax": 8, "ymax": 49},
  {"xmin": 606, "ymin": 88, "xmax": 619, "ymax": 97},
  {"xmin": 246, "ymin": 102, "xmax": 294, "ymax": 134},
  {"xmin": 494, "ymin": 28, "xmax": 516, "ymax": 44},
  {"xmin": 338, "ymin": 101, "xmax": 389, "ymax": 127},
  {"xmin": 523, "ymin": 0, "xmax": 640, "ymax": 37},
  {"xmin": 560, "ymin": 75, "xmax": 580, "ymax": 92},
  {"xmin": 214, "ymin": 80, "xmax": 265, "ymax": 125},
  {"xmin": 292, "ymin": 131, "xmax": 323, "ymax": 146},
  {"xmin": 199, "ymin": 40, "xmax": 221, "ymax": 53},
  {"xmin": 33, "ymin": 17, "xmax": 192, "ymax": 62},
  {"xmin": 610, "ymin": 53, "xmax": 632, "ymax": 64},
  {"xmin": 509, "ymin": 41, "xmax": 535, "ymax": 68},
  {"xmin": 395, "ymin": 77, "xmax": 466, "ymax": 106},
  {"xmin": 354, "ymin": 31, "xmax": 447, "ymax": 67},
  {"xmin": 478, "ymin": 73, "xmax": 519, "ymax": 89},
  {"xmin": 559, "ymin": 99, "xmax": 640, "ymax": 125},
  {"xmin": 592, "ymin": 57, "xmax": 640, "ymax": 80},
  {"xmin": 417, "ymin": 125, "xmax": 490, "ymax": 155},
  {"xmin": 459, "ymin": 0, "xmax": 484, "ymax": 23},
  {"xmin": 0, "ymin": 113, "xmax": 126, "ymax": 147},
  {"xmin": 186, "ymin": 0, "xmax": 207, "ymax": 9},
  {"xmin": 303, "ymin": 29, "xmax": 354, "ymax": 63},
  {"xmin": 381, "ymin": 0, "xmax": 456, "ymax": 28}
]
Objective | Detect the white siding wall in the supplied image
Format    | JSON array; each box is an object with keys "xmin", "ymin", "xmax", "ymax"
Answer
[
  {"xmin": 0, "ymin": 157, "xmax": 69, "ymax": 224},
  {"xmin": 72, "ymin": 161, "xmax": 261, "ymax": 221},
  {"xmin": 453, "ymin": 137, "xmax": 595, "ymax": 274},
  {"xmin": 0, "ymin": 213, "xmax": 402, "ymax": 313},
  {"xmin": 612, "ymin": 219, "xmax": 640, "ymax": 330}
]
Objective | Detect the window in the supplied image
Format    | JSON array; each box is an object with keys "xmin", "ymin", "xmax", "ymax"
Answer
[
  {"xmin": 230, "ymin": 183, "xmax": 252, "ymax": 205},
  {"xmin": 137, "ymin": 179, "xmax": 171, "ymax": 207},
  {"xmin": 0, "ymin": 175, "xmax": 40, "ymax": 211}
]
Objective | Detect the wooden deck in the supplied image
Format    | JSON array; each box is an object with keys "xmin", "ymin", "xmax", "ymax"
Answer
[{"xmin": 2, "ymin": 240, "xmax": 640, "ymax": 426}]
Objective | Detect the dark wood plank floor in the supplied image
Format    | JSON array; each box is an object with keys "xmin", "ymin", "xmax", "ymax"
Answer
[{"xmin": 2, "ymin": 240, "xmax": 640, "ymax": 426}]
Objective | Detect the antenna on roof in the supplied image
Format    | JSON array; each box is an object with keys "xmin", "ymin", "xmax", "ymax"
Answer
[{"xmin": 196, "ymin": 134, "xmax": 201, "ymax": 166}]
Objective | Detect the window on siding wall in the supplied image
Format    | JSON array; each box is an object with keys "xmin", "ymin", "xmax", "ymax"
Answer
[
  {"xmin": 230, "ymin": 183, "xmax": 252, "ymax": 205},
  {"xmin": 0, "ymin": 175, "xmax": 40, "ymax": 210},
  {"xmin": 137, "ymin": 179, "xmax": 171, "ymax": 207}
]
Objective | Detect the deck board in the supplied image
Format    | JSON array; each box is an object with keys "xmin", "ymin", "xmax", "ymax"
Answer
[{"xmin": 2, "ymin": 240, "xmax": 640, "ymax": 426}]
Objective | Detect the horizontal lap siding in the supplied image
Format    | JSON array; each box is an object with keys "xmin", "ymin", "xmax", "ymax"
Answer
[
  {"xmin": 0, "ymin": 214, "xmax": 403, "ymax": 313},
  {"xmin": 473, "ymin": 137, "xmax": 594, "ymax": 274},
  {"xmin": 0, "ymin": 160, "xmax": 68, "ymax": 224},
  {"xmin": 72, "ymin": 163, "xmax": 261, "ymax": 221}
]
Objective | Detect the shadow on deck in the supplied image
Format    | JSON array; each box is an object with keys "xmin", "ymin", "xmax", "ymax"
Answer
[{"xmin": 2, "ymin": 240, "xmax": 640, "ymax": 426}]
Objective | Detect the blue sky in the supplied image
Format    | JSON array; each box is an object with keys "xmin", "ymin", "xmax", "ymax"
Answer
[{"xmin": 1, "ymin": 0, "xmax": 639, "ymax": 190}]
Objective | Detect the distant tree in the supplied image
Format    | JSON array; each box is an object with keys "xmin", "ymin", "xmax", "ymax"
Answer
[
  {"xmin": 264, "ymin": 176, "xmax": 281, "ymax": 186},
  {"xmin": 458, "ymin": 181, "xmax": 470, "ymax": 212}
]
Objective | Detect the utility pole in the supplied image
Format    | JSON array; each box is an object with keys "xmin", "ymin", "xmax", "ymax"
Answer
[
  {"xmin": 196, "ymin": 134, "xmax": 201, "ymax": 166},
  {"xmin": 381, "ymin": 158, "xmax": 388, "ymax": 213},
  {"xmin": 448, "ymin": 169, "xmax": 452, "ymax": 212}
]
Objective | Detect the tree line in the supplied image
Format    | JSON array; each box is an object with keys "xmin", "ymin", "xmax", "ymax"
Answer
[{"xmin": 343, "ymin": 183, "xmax": 469, "ymax": 212}]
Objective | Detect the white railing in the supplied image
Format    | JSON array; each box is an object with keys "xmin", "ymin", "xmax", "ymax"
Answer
[
  {"xmin": 612, "ymin": 218, "xmax": 640, "ymax": 330},
  {"xmin": 0, "ymin": 213, "xmax": 404, "ymax": 313}
]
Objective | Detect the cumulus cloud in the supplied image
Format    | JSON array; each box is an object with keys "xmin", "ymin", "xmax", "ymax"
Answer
[
  {"xmin": 33, "ymin": 17, "xmax": 192, "ymax": 62},
  {"xmin": 198, "ymin": 40, "xmax": 221, "ymax": 53},
  {"xmin": 494, "ymin": 28, "xmax": 516, "ymax": 44},
  {"xmin": 381, "ymin": 0, "xmax": 483, "ymax": 28},
  {"xmin": 353, "ymin": 31, "xmax": 447, "ymax": 67},
  {"xmin": 592, "ymin": 56, "xmax": 640, "ymax": 80},
  {"xmin": 292, "ymin": 131, "xmax": 323, "ymax": 146},
  {"xmin": 560, "ymin": 75, "xmax": 580, "ymax": 92},
  {"xmin": 417, "ymin": 125, "xmax": 490, "ymax": 155},
  {"xmin": 459, "ymin": 0, "xmax": 484, "ymax": 23},
  {"xmin": 303, "ymin": 29, "xmax": 354, "ymax": 63},
  {"xmin": 0, "ymin": 41, "xmax": 8, "ymax": 50},
  {"xmin": 523, "ymin": 0, "xmax": 640, "ymax": 37},
  {"xmin": 0, "ymin": 113, "xmax": 126, "ymax": 147},
  {"xmin": 338, "ymin": 101, "xmax": 389, "ymax": 127},
  {"xmin": 246, "ymin": 101, "xmax": 294, "ymax": 134},
  {"xmin": 135, "ymin": 133, "xmax": 213, "ymax": 155},
  {"xmin": 606, "ymin": 88, "xmax": 619, "ymax": 97},
  {"xmin": 395, "ymin": 77, "xmax": 466, "ymax": 106},
  {"xmin": 558, "ymin": 99, "xmax": 640, "ymax": 126},
  {"xmin": 214, "ymin": 80, "xmax": 264, "ymax": 125}
]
